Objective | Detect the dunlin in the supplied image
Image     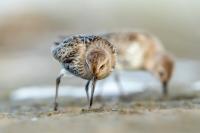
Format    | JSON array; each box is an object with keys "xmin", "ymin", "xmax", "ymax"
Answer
[
  {"xmin": 51, "ymin": 35, "xmax": 116, "ymax": 111},
  {"xmin": 102, "ymin": 32, "xmax": 174, "ymax": 96}
]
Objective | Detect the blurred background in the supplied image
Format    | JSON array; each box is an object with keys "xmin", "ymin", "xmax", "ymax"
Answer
[
  {"xmin": 1, "ymin": 1, "xmax": 200, "ymax": 133},
  {"xmin": 0, "ymin": 0, "xmax": 200, "ymax": 99}
]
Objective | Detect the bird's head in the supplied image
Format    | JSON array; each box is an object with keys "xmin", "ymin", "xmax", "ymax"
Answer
[
  {"xmin": 152, "ymin": 53, "xmax": 174, "ymax": 95},
  {"xmin": 86, "ymin": 49, "xmax": 113, "ymax": 80}
]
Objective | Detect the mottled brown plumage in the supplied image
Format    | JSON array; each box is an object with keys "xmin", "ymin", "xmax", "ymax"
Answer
[
  {"xmin": 51, "ymin": 35, "xmax": 116, "ymax": 110},
  {"xmin": 102, "ymin": 32, "xmax": 174, "ymax": 96}
]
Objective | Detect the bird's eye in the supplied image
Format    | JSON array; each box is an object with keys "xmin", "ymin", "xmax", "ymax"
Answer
[
  {"xmin": 100, "ymin": 64, "xmax": 105, "ymax": 70},
  {"xmin": 159, "ymin": 71, "xmax": 164, "ymax": 77}
]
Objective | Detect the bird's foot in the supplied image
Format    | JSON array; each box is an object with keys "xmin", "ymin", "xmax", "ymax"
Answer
[
  {"xmin": 119, "ymin": 94, "xmax": 130, "ymax": 101},
  {"xmin": 160, "ymin": 94, "xmax": 169, "ymax": 101},
  {"xmin": 54, "ymin": 102, "xmax": 58, "ymax": 111}
]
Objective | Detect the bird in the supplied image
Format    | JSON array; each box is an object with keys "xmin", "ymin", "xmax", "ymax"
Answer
[
  {"xmin": 51, "ymin": 35, "xmax": 117, "ymax": 111},
  {"xmin": 101, "ymin": 31, "xmax": 174, "ymax": 97}
]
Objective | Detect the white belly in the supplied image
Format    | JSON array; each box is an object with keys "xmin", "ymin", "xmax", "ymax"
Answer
[{"xmin": 122, "ymin": 42, "xmax": 145, "ymax": 69}]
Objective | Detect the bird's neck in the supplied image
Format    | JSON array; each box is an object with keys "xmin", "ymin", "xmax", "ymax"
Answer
[{"xmin": 143, "ymin": 55, "xmax": 157, "ymax": 72}]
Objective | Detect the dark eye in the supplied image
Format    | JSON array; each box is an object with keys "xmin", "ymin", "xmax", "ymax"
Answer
[
  {"xmin": 159, "ymin": 71, "xmax": 164, "ymax": 77},
  {"xmin": 100, "ymin": 64, "xmax": 105, "ymax": 70}
]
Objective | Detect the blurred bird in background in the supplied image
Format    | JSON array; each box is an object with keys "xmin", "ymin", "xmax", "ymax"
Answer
[{"xmin": 102, "ymin": 31, "xmax": 174, "ymax": 97}]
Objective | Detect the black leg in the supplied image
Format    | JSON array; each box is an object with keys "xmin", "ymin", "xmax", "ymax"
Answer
[
  {"xmin": 85, "ymin": 80, "xmax": 90, "ymax": 102},
  {"xmin": 162, "ymin": 82, "xmax": 168, "ymax": 97},
  {"xmin": 54, "ymin": 74, "xmax": 64, "ymax": 111},
  {"xmin": 89, "ymin": 77, "xmax": 97, "ymax": 109}
]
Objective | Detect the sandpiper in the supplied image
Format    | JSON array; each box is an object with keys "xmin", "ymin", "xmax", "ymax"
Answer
[
  {"xmin": 102, "ymin": 32, "xmax": 174, "ymax": 97},
  {"xmin": 51, "ymin": 35, "xmax": 116, "ymax": 111}
]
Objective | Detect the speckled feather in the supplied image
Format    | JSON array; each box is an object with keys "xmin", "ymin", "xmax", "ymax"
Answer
[{"xmin": 51, "ymin": 35, "xmax": 117, "ymax": 80}]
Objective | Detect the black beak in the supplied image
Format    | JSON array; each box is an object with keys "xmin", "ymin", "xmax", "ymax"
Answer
[
  {"xmin": 89, "ymin": 76, "xmax": 97, "ymax": 109},
  {"xmin": 162, "ymin": 81, "xmax": 168, "ymax": 96}
]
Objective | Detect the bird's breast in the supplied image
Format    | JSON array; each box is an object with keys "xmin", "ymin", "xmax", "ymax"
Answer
[{"xmin": 119, "ymin": 42, "xmax": 145, "ymax": 69}]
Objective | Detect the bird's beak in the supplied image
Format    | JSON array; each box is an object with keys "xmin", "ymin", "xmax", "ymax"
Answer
[
  {"xmin": 89, "ymin": 76, "xmax": 97, "ymax": 108},
  {"xmin": 162, "ymin": 81, "xmax": 168, "ymax": 96}
]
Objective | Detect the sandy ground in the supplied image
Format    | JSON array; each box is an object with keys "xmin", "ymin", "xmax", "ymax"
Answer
[
  {"xmin": 1, "ymin": 2, "xmax": 200, "ymax": 132},
  {"xmin": 1, "ymin": 98, "xmax": 200, "ymax": 133}
]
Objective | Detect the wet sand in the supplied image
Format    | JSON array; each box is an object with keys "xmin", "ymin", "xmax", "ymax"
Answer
[{"xmin": 1, "ymin": 98, "xmax": 200, "ymax": 133}]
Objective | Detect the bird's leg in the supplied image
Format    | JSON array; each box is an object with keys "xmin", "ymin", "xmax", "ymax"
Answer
[
  {"xmin": 85, "ymin": 80, "xmax": 91, "ymax": 103},
  {"xmin": 54, "ymin": 73, "xmax": 64, "ymax": 111},
  {"xmin": 89, "ymin": 77, "xmax": 97, "ymax": 109},
  {"xmin": 162, "ymin": 82, "xmax": 168, "ymax": 98}
]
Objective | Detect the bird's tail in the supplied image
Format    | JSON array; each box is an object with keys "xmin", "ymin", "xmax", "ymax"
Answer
[
  {"xmin": 51, "ymin": 41, "xmax": 62, "ymax": 61},
  {"xmin": 54, "ymin": 41, "xmax": 60, "ymax": 46}
]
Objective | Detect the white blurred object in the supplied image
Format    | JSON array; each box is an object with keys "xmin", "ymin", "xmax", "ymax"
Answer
[
  {"xmin": 11, "ymin": 71, "xmax": 161, "ymax": 101},
  {"xmin": 11, "ymin": 59, "xmax": 200, "ymax": 101},
  {"xmin": 11, "ymin": 72, "xmax": 148, "ymax": 100},
  {"xmin": 192, "ymin": 81, "xmax": 200, "ymax": 91}
]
